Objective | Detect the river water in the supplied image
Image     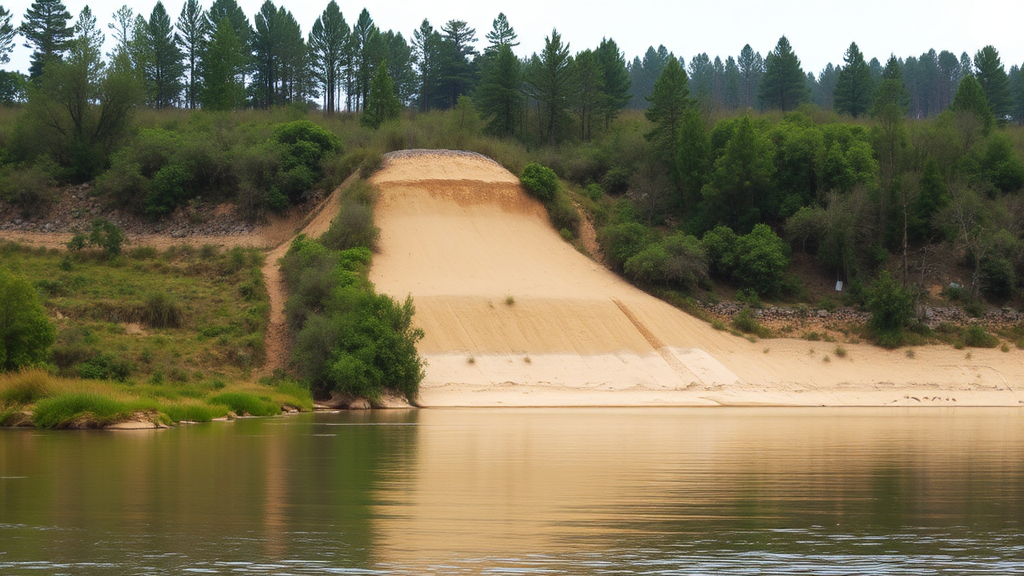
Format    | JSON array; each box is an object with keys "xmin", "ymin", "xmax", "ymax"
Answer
[{"xmin": 2, "ymin": 408, "xmax": 1023, "ymax": 574}]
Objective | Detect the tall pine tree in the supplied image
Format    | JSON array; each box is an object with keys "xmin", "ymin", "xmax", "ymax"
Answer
[
  {"xmin": 176, "ymin": 0, "xmax": 208, "ymax": 109},
  {"xmin": 834, "ymin": 42, "xmax": 873, "ymax": 117},
  {"xmin": 644, "ymin": 57, "xmax": 690, "ymax": 164},
  {"xmin": 20, "ymin": 0, "xmax": 73, "ymax": 79},
  {"xmin": 759, "ymin": 36, "xmax": 807, "ymax": 111}
]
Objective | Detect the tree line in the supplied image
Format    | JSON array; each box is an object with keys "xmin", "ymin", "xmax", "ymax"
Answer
[{"xmin": 2, "ymin": 0, "xmax": 1023, "ymax": 130}]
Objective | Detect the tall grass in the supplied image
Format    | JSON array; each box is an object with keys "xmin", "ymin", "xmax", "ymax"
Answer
[{"xmin": 0, "ymin": 370, "xmax": 310, "ymax": 428}]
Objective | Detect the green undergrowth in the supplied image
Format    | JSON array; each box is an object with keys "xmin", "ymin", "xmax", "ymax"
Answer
[
  {"xmin": 1, "ymin": 241, "xmax": 270, "ymax": 384},
  {"xmin": 0, "ymin": 370, "xmax": 312, "ymax": 429},
  {"xmin": 281, "ymin": 177, "xmax": 425, "ymax": 404}
]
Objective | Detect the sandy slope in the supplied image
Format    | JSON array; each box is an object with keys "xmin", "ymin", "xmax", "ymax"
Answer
[{"xmin": 369, "ymin": 150, "xmax": 1024, "ymax": 407}]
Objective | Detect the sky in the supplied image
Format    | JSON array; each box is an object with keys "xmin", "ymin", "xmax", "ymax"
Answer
[{"xmin": 2, "ymin": 0, "xmax": 1023, "ymax": 77}]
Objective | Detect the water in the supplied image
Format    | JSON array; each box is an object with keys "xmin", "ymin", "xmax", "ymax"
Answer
[{"xmin": 1, "ymin": 408, "xmax": 1023, "ymax": 574}]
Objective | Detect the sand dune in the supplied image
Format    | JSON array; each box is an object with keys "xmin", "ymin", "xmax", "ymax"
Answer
[{"xmin": 369, "ymin": 150, "xmax": 1024, "ymax": 407}]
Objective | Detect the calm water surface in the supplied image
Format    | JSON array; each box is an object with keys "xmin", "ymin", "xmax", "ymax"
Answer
[{"xmin": 1, "ymin": 408, "xmax": 1023, "ymax": 574}]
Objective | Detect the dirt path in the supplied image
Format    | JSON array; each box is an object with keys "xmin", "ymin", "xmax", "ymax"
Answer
[
  {"xmin": 1, "ymin": 177, "xmax": 353, "ymax": 379},
  {"xmin": 257, "ymin": 175, "xmax": 352, "ymax": 376}
]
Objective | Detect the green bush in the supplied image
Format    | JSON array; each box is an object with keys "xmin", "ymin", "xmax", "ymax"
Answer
[
  {"xmin": 961, "ymin": 325, "xmax": 999, "ymax": 348},
  {"xmin": 865, "ymin": 270, "xmax": 915, "ymax": 348},
  {"xmin": 598, "ymin": 222, "xmax": 652, "ymax": 272},
  {"xmin": 144, "ymin": 292, "xmax": 184, "ymax": 329},
  {"xmin": 731, "ymin": 308, "xmax": 771, "ymax": 338},
  {"xmin": 0, "ymin": 161, "xmax": 56, "ymax": 217},
  {"xmin": 545, "ymin": 191, "xmax": 580, "ymax": 236},
  {"xmin": 520, "ymin": 163, "xmax": 559, "ymax": 201},
  {"xmin": 732, "ymin": 224, "xmax": 790, "ymax": 296},
  {"xmin": 75, "ymin": 353, "xmax": 134, "ymax": 382},
  {"xmin": 0, "ymin": 269, "xmax": 56, "ymax": 372},
  {"xmin": 146, "ymin": 163, "xmax": 195, "ymax": 216},
  {"xmin": 320, "ymin": 200, "xmax": 380, "ymax": 251}
]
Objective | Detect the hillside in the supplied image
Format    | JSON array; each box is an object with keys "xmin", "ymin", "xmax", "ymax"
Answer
[{"xmin": 369, "ymin": 150, "xmax": 1024, "ymax": 407}]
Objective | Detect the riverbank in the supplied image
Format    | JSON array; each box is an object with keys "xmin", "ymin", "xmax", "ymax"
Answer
[{"xmin": 368, "ymin": 150, "xmax": 1024, "ymax": 408}]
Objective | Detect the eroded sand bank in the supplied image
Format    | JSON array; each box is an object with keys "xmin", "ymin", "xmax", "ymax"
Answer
[{"xmin": 369, "ymin": 150, "xmax": 1024, "ymax": 407}]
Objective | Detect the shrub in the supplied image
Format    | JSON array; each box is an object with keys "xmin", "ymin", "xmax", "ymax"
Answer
[
  {"xmin": 76, "ymin": 353, "xmax": 134, "ymax": 382},
  {"xmin": 545, "ymin": 190, "xmax": 580, "ymax": 236},
  {"xmin": 0, "ymin": 269, "xmax": 56, "ymax": 372},
  {"xmin": 320, "ymin": 201, "xmax": 380, "ymax": 251},
  {"xmin": 731, "ymin": 224, "xmax": 790, "ymax": 296},
  {"xmin": 865, "ymin": 270, "xmax": 914, "ymax": 348},
  {"xmin": 731, "ymin": 308, "xmax": 771, "ymax": 338},
  {"xmin": 0, "ymin": 161, "xmax": 56, "ymax": 217},
  {"xmin": 598, "ymin": 222, "xmax": 652, "ymax": 272},
  {"xmin": 961, "ymin": 325, "xmax": 999, "ymax": 348},
  {"xmin": 144, "ymin": 292, "xmax": 184, "ymax": 329},
  {"xmin": 520, "ymin": 163, "xmax": 559, "ymax": 201},
  {"xmin": 145, "ymin": 163, "xmax": 194, "ymax": 216}
]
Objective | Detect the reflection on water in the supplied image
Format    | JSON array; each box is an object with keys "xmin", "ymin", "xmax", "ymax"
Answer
[{"xmin": 1, "ymin": 408, "xmax": 1023, "ymax": 574}]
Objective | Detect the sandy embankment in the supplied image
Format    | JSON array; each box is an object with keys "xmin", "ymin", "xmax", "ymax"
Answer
[{"xmin": 368, "ymin": 150, "xmax": 1024, "ymax": 407}]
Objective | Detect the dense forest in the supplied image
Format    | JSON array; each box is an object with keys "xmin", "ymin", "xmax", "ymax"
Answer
[{"xmin": 3, "ymin": 0, "xmax": 1024, "ymax": 352}]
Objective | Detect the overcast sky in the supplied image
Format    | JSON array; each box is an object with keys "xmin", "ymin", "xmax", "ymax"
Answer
[{"xmin": 2, "ymin": 0, "xmax": 1022, "ymax": 78}]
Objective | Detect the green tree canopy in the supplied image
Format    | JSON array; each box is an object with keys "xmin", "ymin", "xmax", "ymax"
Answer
[
  {"xmin": 759, "ymin": 36, "xmax": 807, "ymax": 111},
  {"xmin": 0, "ymin": 269, "xmax": 56, "ymax": 372},
  {"xmin": 0, "ymin": 5, "xmax": 15, "ymax": 64},
  {"xmin": 476, "ymin": 43, "xmax": 522, "ymax": 137},
  {"xmin": 644, "ymin": 57, "xmax": 690, "ymax": 163},
  {"xmin": 175, "ymin": 0, "xmax": 208, "ymax": 109},
  {"xmin": 309, "ymin": 1, "xmax": 349, "ymax": 114},
  {"xmin": 949, "ymin": 73, "xmax": 995, "ymax": 135},
  {"xmin": 834, "ymin": 42, "xmax": 873, "ymax": 117},
  {"xmin": 973, "ymin": 45, "xmax": 1012, "ymax": 119},
  {"xmin": 20, "ymin": 0, "xmax": 73, "ymax": 79},
  {"xmin": 525, "ymin": 28, "xmax": 573, "ymax": 145},
  {"xmin": 360, "ymin": 60, "xmax": 401, "ymax": 129},
  {"xmin": 199, "ymin": 17, "xmax": 246, "ymax": 110}
]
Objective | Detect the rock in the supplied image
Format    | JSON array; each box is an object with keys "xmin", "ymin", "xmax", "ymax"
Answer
[{"xmin": 349, "ymin": 398, "xmax": 371, "ymax": 410}]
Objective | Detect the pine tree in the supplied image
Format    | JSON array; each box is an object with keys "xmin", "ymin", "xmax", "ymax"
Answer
[
  {"xmin": 759, "ymin": 36, "xmax": 807, "ymax": 111},
  {"xmin": 525, "ymin": 28, "xmax": 573, "ymax": 145},
  {"xmin": 440, "ymin": 20, "xmax": 477, "ymax": 109},
  {"xmin": 594, "ymin": 38, "xmax": 630, "ymax": 127},
  {"xmin": 573, "ymin": 49, "xmax": 604, "ymax": 140},
  {"xmin": 483, "ymin": 12, "xmax": 517, "ymax": 54},
  {"xmin": 20, "ymin": 0, "xmax": 73, "ymax": 79},
  {"xmin": 412, "ymin": 19, "xmax": 443, "ymax": 112},
  {"xmin": 973, "ymin": 45, "xmax": 1012, "ymax": 119},
  {"xmin": 737, "ymin": 44, "xmax": 763, "ymax": 109},
  {"xmin": 145, "ymin": 1, "xmax": 184, "ymax": 108},
  {"xmin": 0, "ymin": 5, "xmax": 14, "ymax": 64},
  {"xmin": 309, "ymin": 1, "xmax": 347, "ymax": 113},
  {"xmin": 107, "ymin": 5, "xmax": 134, "ymax": 58},
  {"xmin": 360, "ymin": 60, "xmax": 400, "ymax": 129},
  {"xmin": 644, "ymin": 57, "xmax": 690, "ymax": 163},
  {"xmin": 834, "ymin": 42, "xmax": 873, "ymax": 117},
  {"xmin": 176, "ymin": 0, "xmax": 208, "ymax": 109},
  {"xmin": 200, "ymin": 17, "xmax": 245, "ymax": 110},
  {"xmin": 476, "ymin": 43, "xmax": 522, "ymax": 136},
  {"xmin": 950, "ymin": 73, "xmax": 994, "ymax": 135},
  {"xmin": 384, "ymin": 31, "xmax": 415, "ymax": 106}
]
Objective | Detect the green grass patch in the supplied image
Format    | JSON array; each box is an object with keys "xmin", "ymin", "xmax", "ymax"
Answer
[
  {"xmin": 1, "ymin": 243, "xmax": 270, "ymax": 383},
  {"xmin": 208, "ymin": 392, "xmax": 281, "ymax": 417},
  {"xmin": 32, "ymin": 392, "xmax": 135, "ymax": 429},
  {"xmin": 731, "ymin": 308, "xmax": 772, "ymax": 339}
]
